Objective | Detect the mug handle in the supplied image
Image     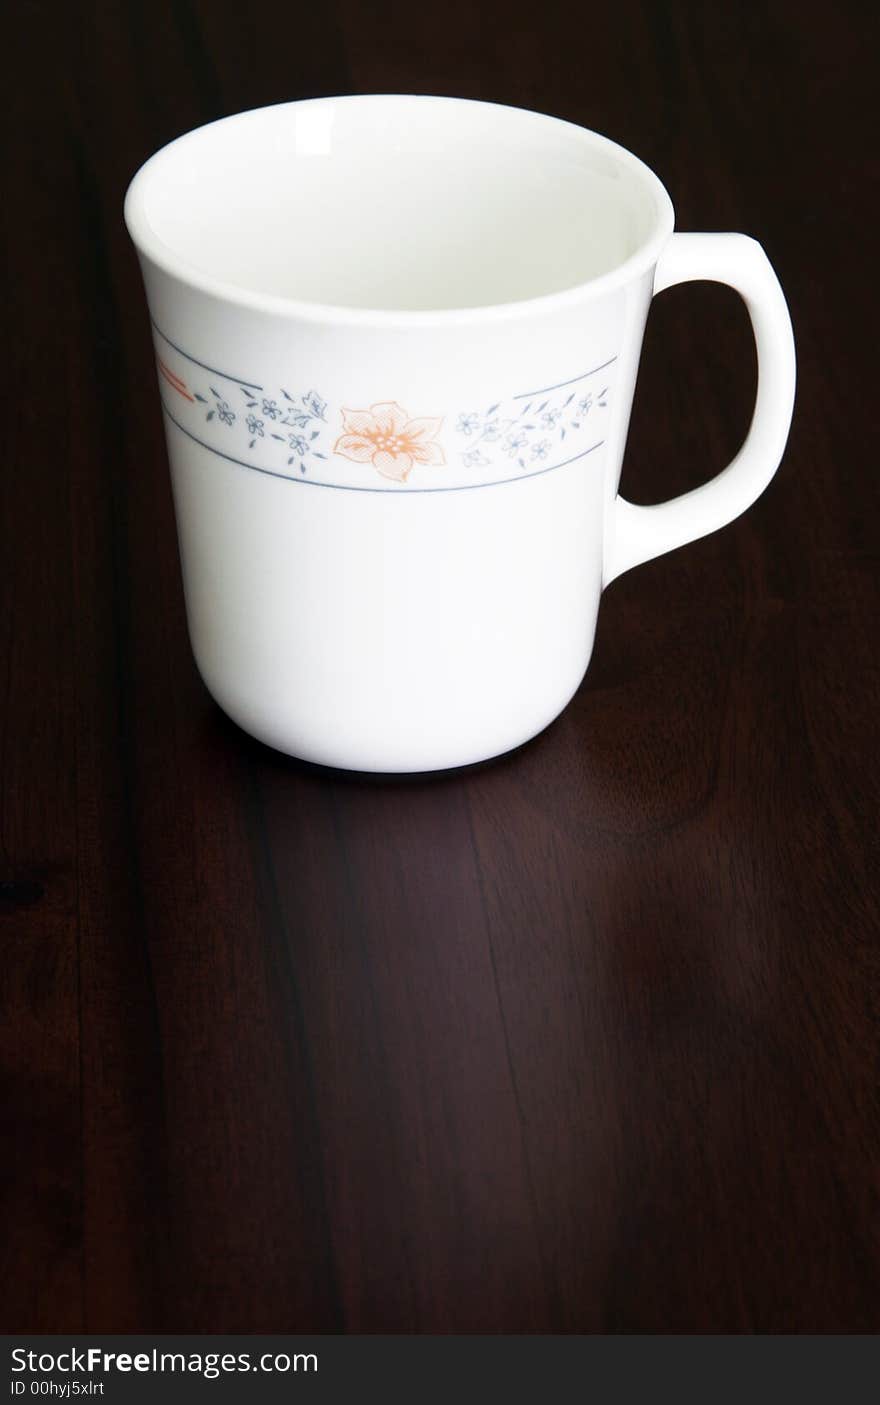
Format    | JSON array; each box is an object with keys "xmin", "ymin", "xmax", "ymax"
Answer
[{"xmin": 603, "ymin": 232, "xmax": 796, "ymax": 585}]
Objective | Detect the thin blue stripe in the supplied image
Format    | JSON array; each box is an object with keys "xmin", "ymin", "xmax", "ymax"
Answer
[
  {"xmin": 152, "ymin": 320, "xmax": 614, "ymax": 411},
  {"xmin": 512, "ymin": 356, "xmax": 617, "ymax": 400},
  {"xmin": 151, "ymin": 320, "xmax": 264, "ymax": 390},
  {"xmin": 160, "ymin": 400, "xmax": 604, "ymax": 494}
]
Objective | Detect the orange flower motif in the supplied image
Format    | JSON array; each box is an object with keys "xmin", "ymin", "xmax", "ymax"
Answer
[{"xmin": 333, "ymin": 402, "xmax": 445, "ymax": 482}]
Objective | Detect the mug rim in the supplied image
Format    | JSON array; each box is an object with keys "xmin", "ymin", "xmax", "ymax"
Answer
[{"xmin": 124, "ymin": 94, "xmax": 676, "ymax": 328}]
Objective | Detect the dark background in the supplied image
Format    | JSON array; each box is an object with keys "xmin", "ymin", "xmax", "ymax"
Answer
[{"xmin": 2, "ymin": 0, "xmax": 878, "ymax": 1333}]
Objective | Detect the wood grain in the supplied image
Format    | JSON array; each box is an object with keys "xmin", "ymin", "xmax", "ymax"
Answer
[{"xmin": 1, "ymin": 0, "xmax": 877, "ymax": 1332}]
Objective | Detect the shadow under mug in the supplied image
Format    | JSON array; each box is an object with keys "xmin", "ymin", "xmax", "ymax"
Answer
[{"xmin": 125, "ymin": 95, "xmax": 795, "ymax": 773}]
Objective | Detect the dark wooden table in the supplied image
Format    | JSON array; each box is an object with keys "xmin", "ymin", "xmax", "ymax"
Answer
[{"xmin": 2, "ymin": 0, "xmax": 878, "ymax": 1333}]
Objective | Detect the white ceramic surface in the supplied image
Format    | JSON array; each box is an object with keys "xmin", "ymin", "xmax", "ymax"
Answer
[{"xmin": 125, "ymin": 95, "xmax": 796, "ymax": 772}]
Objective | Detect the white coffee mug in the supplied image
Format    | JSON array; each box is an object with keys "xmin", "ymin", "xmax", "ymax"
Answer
[{"xmin": 125, "ymin": 95, "xmax": 795, "ymax": 772}]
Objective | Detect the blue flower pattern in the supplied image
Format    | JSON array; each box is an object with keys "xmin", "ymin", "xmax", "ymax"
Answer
[
  {"xmin": 454, "ymin": 380, "xmax": 609, "ymax": 473},
  {"xmin": 456, "ymin": 412, "xmax": 480, "ymax": 436},
  {"xmin": 192, "ymin": 380, "xmax": 330, "ymax": 473},
  {"xmin": 502, "ymin": 431, "xmax": 529, "ymax": 458}
]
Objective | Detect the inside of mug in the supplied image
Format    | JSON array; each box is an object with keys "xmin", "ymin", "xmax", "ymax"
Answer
[{"xmin": 131, "ymin": 96, "xmax": 669, "ymax": 312}]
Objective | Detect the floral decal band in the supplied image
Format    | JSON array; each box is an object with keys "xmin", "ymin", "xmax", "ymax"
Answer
[{"xmin": 152, "ymin": 324, "xmax": 615, "ymax": 493}]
